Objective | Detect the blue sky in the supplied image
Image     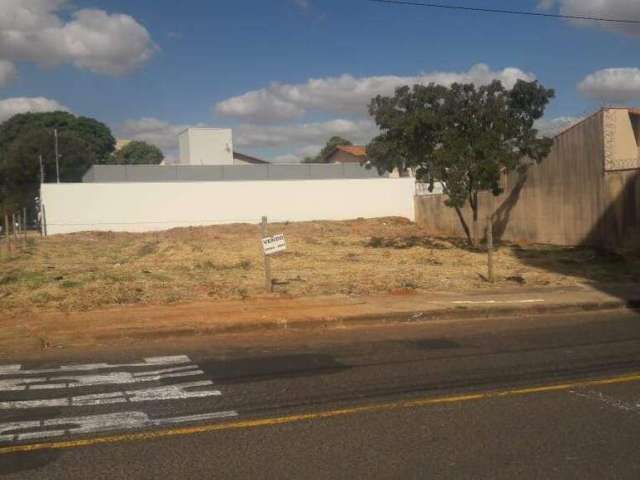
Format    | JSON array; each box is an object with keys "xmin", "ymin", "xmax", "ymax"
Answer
[{"xmin": 1, "ymin": 0, "xmax": 639, "ymax": 161}]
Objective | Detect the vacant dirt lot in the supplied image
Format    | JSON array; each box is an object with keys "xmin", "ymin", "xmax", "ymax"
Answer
[{"xmin": 0, "ymin": 217, "xmax": 638, "ymax": 314}]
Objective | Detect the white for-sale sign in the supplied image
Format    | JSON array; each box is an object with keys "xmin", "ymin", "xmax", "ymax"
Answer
[{"xmin": 262, "ymin": 233, "xmax": 286, "ymax": 255}]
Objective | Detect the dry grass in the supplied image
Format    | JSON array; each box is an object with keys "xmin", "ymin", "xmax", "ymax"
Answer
[{"xmin": 0, "ymin": 217, "xmax": 638, "ymax": 314}]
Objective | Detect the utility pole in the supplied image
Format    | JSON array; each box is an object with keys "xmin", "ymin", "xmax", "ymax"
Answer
[
  {"xmin": 54, "ymin": 128, "xmax": 60, "ymax": 183},
  {"xmin": 39, "ymin": 155, "xmax": 44, "ymax": 184}
]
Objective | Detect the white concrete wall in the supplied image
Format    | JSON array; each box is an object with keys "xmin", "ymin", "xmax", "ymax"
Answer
[
  {"xmin": 41, "ymin": 178, "xmax": 416, "ymax": 234},
  {"xmin": 178, "ymin": 128, "xmax": 233, "ymax": 165}
]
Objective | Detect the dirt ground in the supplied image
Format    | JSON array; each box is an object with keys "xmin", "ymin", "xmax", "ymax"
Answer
[{"xmin": 0, "ymin": 217, "xmax": 638, "ymax": 315}]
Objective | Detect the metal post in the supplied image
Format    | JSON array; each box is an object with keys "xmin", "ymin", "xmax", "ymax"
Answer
[
  {"xmin": 54, "ymin": 128, "xmax": 60, "ymax": 183},
  {"xmin": 42, "ymin": 204, "xmax": 48, "ymax": 237},
  {"xmin": 12, "ymin": 213, "xmax": 17, "ymax": 242},
  {"xmin": 3, "ymin": 211, "xmax": 9, "ymax": 253},
  {"xmin": 261, "ymin": 216, "xmax": 272, "ymax": 293},
  {"xmin": 487, "ymin": 215, "xmax": 494, "ymax": 283},
  {"xmin": 39, "ymin": 154, "xmax": 45, "ymax": 184},
  {"xmin": 23, "ymin": 207, "xmax": 27, "ymax": 243}
]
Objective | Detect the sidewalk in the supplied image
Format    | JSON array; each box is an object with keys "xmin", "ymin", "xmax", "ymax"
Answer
[{"xmin": 1, "ymin": 283, "xmax": 639, "ymax": 357}]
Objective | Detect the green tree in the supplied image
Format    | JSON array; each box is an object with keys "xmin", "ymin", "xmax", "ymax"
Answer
[
  {"xmin": 0, "ymin": 111, "xmax": 115, "ymax": 211},
  {"xmin": 368, "ymin": 80, "xmax": 554, "ymax": 246},
  {"xmin": 302, "ymin": 136, "xmax": 352, "ymax": 163},
  {"xmin": 113, "ymin": 140, "xmax": 164, "ymax": 165}
]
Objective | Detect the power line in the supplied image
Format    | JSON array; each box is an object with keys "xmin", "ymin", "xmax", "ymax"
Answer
[{"xmin": 365, "ymin": 0, "xmax": 640, "ymax": 25}]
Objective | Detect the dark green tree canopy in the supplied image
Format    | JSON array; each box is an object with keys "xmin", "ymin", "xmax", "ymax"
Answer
[
  {"xmin": 367, "ymin": 79, "xmax": 555, "ymax": 244},
  {"xmin": 113, "ymin": 140, "xmax": 164, "ymax": 165},
  {"xmin": 0, "ymin": 111, "xmax": 116, "ymax": 211},
  {"xmin": 302, "ymin": 136, "xmax": 353, "ymax": 163},
  {"xmin": 0, "ymin": 111, "xmax": 115, "ymax": 163}
]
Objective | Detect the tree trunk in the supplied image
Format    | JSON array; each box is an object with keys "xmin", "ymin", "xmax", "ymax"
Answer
[
  {"xmin": 471, "ymin": 192, "xmax": 479, "ymax": 248},
  {"xmin": 454, "ymin": 207, "xmax": 472, "ymax": 245}
]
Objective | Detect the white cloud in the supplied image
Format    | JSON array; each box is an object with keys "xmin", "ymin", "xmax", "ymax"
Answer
[
  {"xmin": 120, "ymin": 117, "xmax": 377, "ymax": 163},
  {"xmin": 539, "ymin": 0, "xmax": 640, "ymax": 36},
  {"xmin": 118, "ymin": 117, "xmax": 191, "ymax": 150},
  {"xmin": 0, "ymin": 96, "xmax": 69, "ymax": 122},
  {"xmin": 578, "ymin": 68, "xmax": 640, "ymax": 102},
  {"xmin": 272, "ymin": 153, "xmax": 302, "ymax": 163},
  {"xmin": 215, "ymin": 90, "xmax": 305, "ymax": 123},
  {"xmin": 534, "ymin": 116, "xmax": 582, "ymax": 137},
  {"xmin": 292, "ymin": 0, "xmax": 311, "ymax": 10},
  {"xmin": 214, "ymin": 64, "xmax": 535, "ymax": 122},
  {"xmin": 273, "ymin": 144, "xmax": 323, "ymax": 163},
  {"xmin": 0, "ymin": 0, "xmax": 156, "ymax": 75},
  {"xmin": 0, "ymin": 60, "xmax": 17, "ymax": 87},
  {"xmin": 234, "ymin": 119, "xmax": 378, "ymax": 149}
]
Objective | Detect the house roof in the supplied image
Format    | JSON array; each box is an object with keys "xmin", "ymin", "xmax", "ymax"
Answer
[
  {"xmin": 232, "ymin": 151, "xmax": 269, "ymax": 164},
  {"xmin": 335, "ymin": 145, "xmax": 367, "ymax": 157}
]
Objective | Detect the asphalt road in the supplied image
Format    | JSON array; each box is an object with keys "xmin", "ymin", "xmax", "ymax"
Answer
[{"xmin": 2, "ymin": 308, "xmax": 640, "ymax": 479}]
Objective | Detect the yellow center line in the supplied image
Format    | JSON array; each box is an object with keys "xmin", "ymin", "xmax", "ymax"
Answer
[{"xmin": 2, "ymin": 370, "xmax": 640, "ymax": 455}]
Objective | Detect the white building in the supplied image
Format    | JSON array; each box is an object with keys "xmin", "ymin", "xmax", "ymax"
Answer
[
  {"xmin": 178, "ymin": 128, "xmax": 234, "ymax": 165},
  {"xmin": 177, "ymin": 127, "xmax": 268, "ymax": 165}
]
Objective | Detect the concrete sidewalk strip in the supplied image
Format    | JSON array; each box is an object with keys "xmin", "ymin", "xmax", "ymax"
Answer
[{"xmin": 1, "ymin": 284, "xmax": 638, "ymax": 355}]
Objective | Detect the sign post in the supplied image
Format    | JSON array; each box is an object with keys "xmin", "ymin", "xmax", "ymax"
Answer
[
  {"xmin": 261, "ymin": 217, "xmax": 273, "ymax": 292},
  {"xmin": 261, "ymin": 217, "xmax": 287, "ymax": 292}
]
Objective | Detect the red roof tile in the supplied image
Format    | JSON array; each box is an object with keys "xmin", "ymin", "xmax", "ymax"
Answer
[{"xmin": 336, "ymin": 145, "xmax": 367, "ymax": 157}]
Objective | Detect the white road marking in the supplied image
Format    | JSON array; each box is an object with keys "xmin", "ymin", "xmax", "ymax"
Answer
[
  {"xmin": 570, "ymin": 389, "xmax": 640, "ymax": 413},
  {"xmin": 451, "ymin": 299, "xmax": 545, "ymax": 305},
  {"xmin": 0, "ymin": 356, "xmax": 191, "ymax": 376},
  {"xmin": 0, "ymin": 381, "xmax": 221, "ymax": 409},
  {"xmin": 0, "ymin": 410, "xmax": 238, "ymax": 443},
  {"xmin": 0, "ymin": 365, "xmax": 203, "ymax": 391}
]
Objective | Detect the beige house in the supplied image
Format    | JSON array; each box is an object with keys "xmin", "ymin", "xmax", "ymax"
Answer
[{"xmin": 415, "ymin": 107, "xmax": 640, "ymax": 250}]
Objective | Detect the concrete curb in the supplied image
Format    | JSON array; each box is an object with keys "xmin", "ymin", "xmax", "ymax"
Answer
[{"xmin": 94, "ymin": 297, "xmax": 640, "ymax": 342}]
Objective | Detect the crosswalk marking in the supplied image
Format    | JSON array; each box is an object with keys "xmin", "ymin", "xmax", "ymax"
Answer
[
  {"xmin": 0, "ymin": 365, "xmax": 203, "ymax": 391},
  {"xmin": 0, "ymin": 355, "xmax": 191, "ymax": 376},
  {"xmin": 0, "ymin": 380, "xmax": 221, "ymax": 409},
  {"xmin": 0, "ymin": 410, "xmax": 238, "ymax": 443},
  {"xmin": 0, "ymin": 355, "xmax": 236, "ymax": 445}
]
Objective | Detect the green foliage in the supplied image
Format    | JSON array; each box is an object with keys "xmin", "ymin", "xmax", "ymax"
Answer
[
  {"xmin": 112, "ymin": 140, "xmax": 164, "ymax": 165},
  {"xmin": 0, "ymin": 111, "xmax": 115, "ymax": 210},
  {"xmin": 301, "ymin": 136, "xmax": 352, "ymax": 163},
  {"xmin": 367, "ymin": 80, "xmax": 554, "ymax": 244}
]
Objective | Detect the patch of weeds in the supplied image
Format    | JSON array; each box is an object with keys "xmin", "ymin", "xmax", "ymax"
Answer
[
  {"xmin": 418, "ymin": 257, "xmax": 443, "ymax": 266},
  {"xmin": 237, "ymin": 287, "xmax": 249, "ymax": 300},
  {"xmin": 61, "ymin": 280, "xmax": 82, "ymax": 289},
  {"xmin": 367, "ymin": 236, "xmax": 385, "ymax": 248},
  {"xmin": 113, "ymin": 287, "xmax": 145, "ymax": 305},
  {"xmin": 21, "ymin": 271, "xmax": 49, "ymax": 288},
  {"xmin": 196, "ymin": 259, "xmax": 253, "ymax": 271},
  {"xmin": 31, "ymin": 291, "xmax": 53, "ymax": 305},
  {"xmin": 0, "ymin": 271, "xmax": 19, "ymax": 285},
  {"xmin": 400, "ymin": 279, "xmax": 418, "ymax": 289},
  {"xmin": 164, "ymin": 292, "xmax": 182, "ymax": 304},
  {"xmin": 304, "ymin": 237, "xmax": 321, "ymax": 245},
  {"xmin": 505, "ymin": 275, "xmax": 526, "ymax": 285},
  {"xmin": 136, "ymin": 241, "xmax": 159, "ymax": 257},
  {"xmin": 103, "ymin": 272, "xmax": 134, "ymax": 284},
  {"xmin": 196, "ymin": 260, "xmax": 216, "ymax": 271},
  {"xmin": 149, "ymin": 272, "xmax": 172, "ymax": 282},
  {"xmin": 366, "ymin": 236, "xmax": 448, "ymax": 250},
  {"xmin": 593, "ymin": 249, "xmax": 627, "ymax": 264}
]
